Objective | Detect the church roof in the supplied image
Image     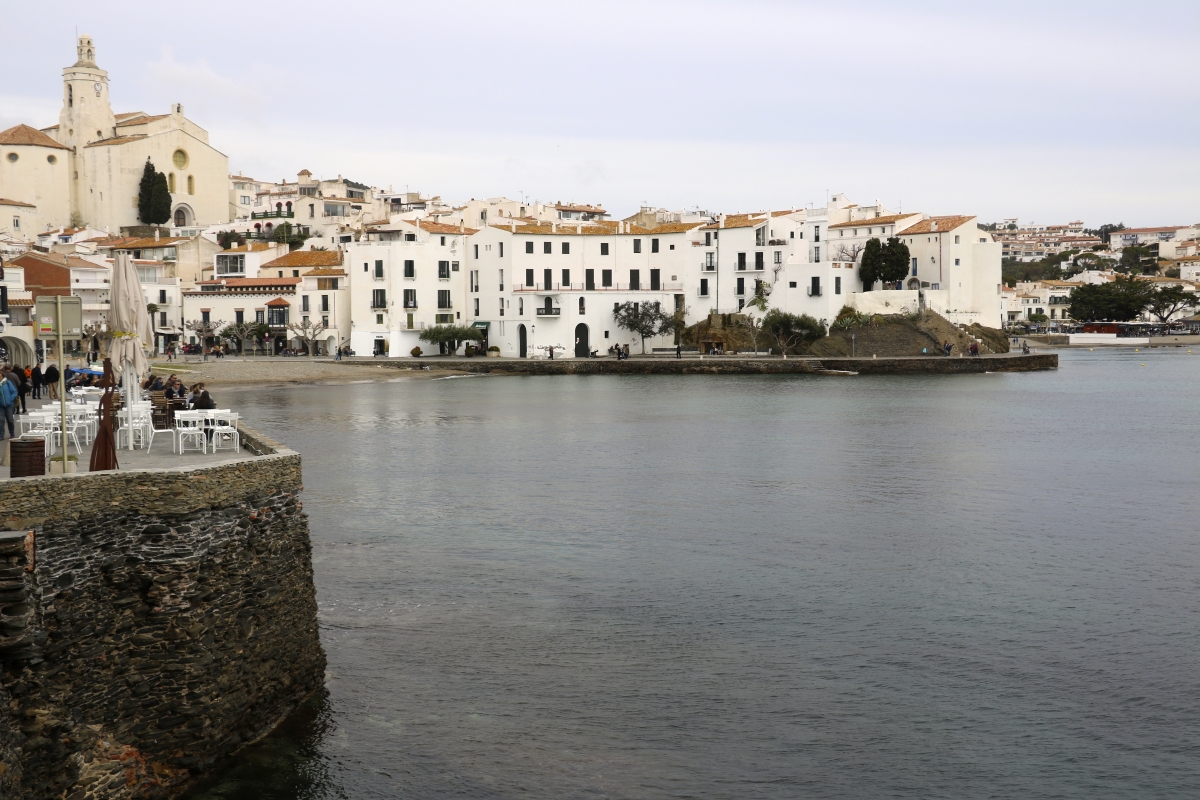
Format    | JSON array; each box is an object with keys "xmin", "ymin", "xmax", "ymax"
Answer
[
  {"xmin": 84, "ymin": 135, "xmax": 147, "ymax": 148},
  {"xmin": 0, "ymin": 124, "xmax": 71, "ymax": 150},
  {"xmin": 0, "ymin": 198, "xmax": 36, "ymax": 208},
  {"xmin": 116, "ymin": 114, "xmax": 169, "ymax": 128}
]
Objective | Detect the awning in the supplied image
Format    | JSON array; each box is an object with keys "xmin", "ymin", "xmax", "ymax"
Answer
[{"xmin": 471, "ymin": 321, "xmax": 490, "ymax": 330}]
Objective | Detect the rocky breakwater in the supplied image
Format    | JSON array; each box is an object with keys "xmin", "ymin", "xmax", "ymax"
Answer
[{"xmin": 0, "ymin": 427, "xmax": 325, "ymax": 798}]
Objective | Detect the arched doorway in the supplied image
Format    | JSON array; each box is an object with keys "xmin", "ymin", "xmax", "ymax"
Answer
[
  {"xmin": 574, "ymin": 323, "xmax": 589, "ymax": 358},
  {"xmin": 906, "ymin": 277, "xmax": 921, "ymax": 290},
  {"xmin": 518, "ymin": 324, "xmax": 527, "ymax": 358}
]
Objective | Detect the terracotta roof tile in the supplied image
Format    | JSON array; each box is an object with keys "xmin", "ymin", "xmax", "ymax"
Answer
[
  {"xmin": 0, "ymin": 124, "xmax": 71, "ymax": 150},
  {"xmin": 829, "ymin": 213, "xmax": 921, "ymax": 230},
  {"xmin": 266, "ymin": 297, "xmax": 291, "ymax": 307},
  {"xmin": 898, "ymin": 215, "xmax": 977, "ymax": 235},
  {"xmin": 0, "ymin": 198, "xmax": 36, "ymax": 208},
  {"xmin": 115, "ymin": 113, "xmax": 169, "ymax": 127},
  {"xmin": 416, "ymin": 220, "xmax": 478, "ymax": 235},
  {"xmin": 555, "ymin": 202, "xmax": 607, "ymax": 213},
  {"xmin": 222, "ymin": 242, "xmax": 276, "ymax": 253},
  {"xmin": 84, "ymin": 134, "xmax": 148, "ymax": 148},
  {"xmin": 6, "ymin": 298, "xmax": 34, "ymax": 307},
  {"xmin": 302, "ymin": 268, "xmax": 347, "ymax": 276},
  {"xmin": 700, "ymin": 214, "xmax": 768, "ymax": 231},
  {"xmin": 261, "ymin": 250, "xmax": 344, "ymax": 269}
]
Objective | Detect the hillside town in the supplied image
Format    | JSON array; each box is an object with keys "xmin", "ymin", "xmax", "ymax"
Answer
[{"xmin": 2, "ymin": 37, "xmax": 1197, "ymax": 365}]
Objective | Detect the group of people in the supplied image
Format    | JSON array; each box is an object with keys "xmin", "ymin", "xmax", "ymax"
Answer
[
  {"xmin": 154, "ymin": 374, "xmax": 217, "ymax": 409},
  {"xmin": 608, "ymin": 344, "xmax": 632, "ymax": 360},
  {"xmin": 1, "ymin": 362, "xmax": 61, "ymax": 440}
]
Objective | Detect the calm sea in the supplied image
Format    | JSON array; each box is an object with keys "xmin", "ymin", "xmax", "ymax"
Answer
[{"xmin": 186, "ymin": 349, "xmax": 1200, "ymax": 799}]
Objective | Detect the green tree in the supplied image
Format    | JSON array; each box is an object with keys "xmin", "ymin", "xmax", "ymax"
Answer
[
  {"xmin": 418, "ymin": 324, "xmax": 483, "ymax": 355},
  {"xmin": 1118, "ymin": 245, "xmax": 1154, "ymax": 275},
  {"xmin": 859, "ymin": 237, "xmax": 883, "ymax": 290},
  {"xmin": 220, "ymin": 321, "xmax": 268, "ymax": 360},
  {"xmin": 613, "ymin": 300, "xmax": 674, "ymax": 353},
  {"xmin": 217, "ymin": 230, "xmax": 246, "ymax": 250},
  {"xmin": 272, "ymin": 222, "xmax": 310, "ymax": 249},
  {"xmin": 1066, "ymin": 277, "xmax": 1154, "ymax": 321},
  {"xmin": 761, "ymin": 309, "xmax": 825, "ymax": 357},
  {"xmin": 1084, "ymin": 222, "xmax": 1125, "ymax": 244},
  {"xmin": 1146, "ymin": 285, "xmax": 1194, "ymax": 322},
  {"xmin": 879, "ymin": 237, "xmax": 911, "ymax": 285},
  {"xmin": 146, "ymin": 171, "xmax": 172, "ymax": 225},
  {"xmin": 137, "ymin": 159, "xmax": 157, "ymax": 224}
]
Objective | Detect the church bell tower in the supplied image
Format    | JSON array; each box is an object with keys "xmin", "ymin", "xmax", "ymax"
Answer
[{"xmin": 57, "ymin": 35, "xmax": 116, "ymax": 226}]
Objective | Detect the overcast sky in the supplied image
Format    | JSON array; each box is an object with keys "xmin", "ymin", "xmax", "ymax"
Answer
[{"xmin": 3, "ymin": 1, "xmax": 1197, "ymax": 226}]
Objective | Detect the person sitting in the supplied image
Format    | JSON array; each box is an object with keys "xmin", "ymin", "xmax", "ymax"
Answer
[
  {"xmin": 150, "ymin": 376, "xmax": 165, "ymax": 391},
  {"xmin": 192, "ymin": 389, "xmax": 216, "ymax": 411}
]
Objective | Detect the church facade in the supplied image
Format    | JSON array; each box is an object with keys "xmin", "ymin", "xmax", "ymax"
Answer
[{"xmin": 0, "ymin": 35, "xmax": 228, "ymax": 239}]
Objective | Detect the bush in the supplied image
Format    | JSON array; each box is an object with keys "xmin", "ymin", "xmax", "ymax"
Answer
[
  {"xmin": 487, "ymin": 345, "xmax": 500, "ymax": 352},
  {"xmin": 410, "ymin": 346, "xmax": 422, "ymax": 357}
]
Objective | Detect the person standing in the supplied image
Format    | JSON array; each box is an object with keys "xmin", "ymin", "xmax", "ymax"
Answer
[
  {"xmin": 31, "ymin": 362, "xmax": 42, "ymax": 399},
  {"xmin": 43, "ymin": 362, "xmax": 60, "ymax": 399},
  {"xmin": 17, "ymin": 367, "xmax": 30, "ymax": 414},
  {"xmin": 0, "ymin": 369, "xmax": 17, "ymax": 440},
  {"xmin": 676, "ymin": 343, "xmax": 682, "ymax": 360}
]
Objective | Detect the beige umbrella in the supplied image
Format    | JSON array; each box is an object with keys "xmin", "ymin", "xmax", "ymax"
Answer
[{"xmin": 108, "ymin": 250, "xmax": 154, "ymax": 449}]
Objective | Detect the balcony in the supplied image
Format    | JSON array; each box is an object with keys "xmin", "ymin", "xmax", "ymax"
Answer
[
  {"xmin": 513, "ymin": 282, "xmax": 685, "ymax": 293},
  {"xmin": 535, "ymin": 307, "xmax": 562, "ymax": 316},
  {"xmin": 402, "ymin": 302, "xmax": 418, "ymax": 309},
  {"xmin": 807, "ymin": 287, "xmax": 822, "ymax": 297},
  {"xmin": 696, "ymin": 289, "xmax": 709, "ymax": 297},
  {"xmin": 251, "ymin": 210, "xmax": 295, "ymax": 219},
  {"xmin": 370, "ymin": 302, "xmax": 388, "ymax": 310}
]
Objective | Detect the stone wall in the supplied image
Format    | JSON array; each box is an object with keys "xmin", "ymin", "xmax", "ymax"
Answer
[
  {"xmin": 358, "ymin": 352, "xmax": 1057, "ymax": 376},
  {"xmin": 0, "ymin": 430, "xmax": 325, "ymax": 798}
]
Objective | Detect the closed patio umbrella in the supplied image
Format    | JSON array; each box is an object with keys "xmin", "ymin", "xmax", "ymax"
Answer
[{"xmin": 108, "ymin": 250, "xmax": 154, "ymax": 450}]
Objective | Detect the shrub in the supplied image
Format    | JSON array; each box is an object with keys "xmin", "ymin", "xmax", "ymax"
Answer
[
  {"xmin": 410, "ymin": 346, "xmax": 422, "ymax": 357},
  {"xmin": 487, "ymin": 346, "xmax": 500, "ymax": 352}
]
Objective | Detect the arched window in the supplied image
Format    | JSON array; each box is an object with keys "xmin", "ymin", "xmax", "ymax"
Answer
[
  {"xmin": 174, "ymin": 208, "xmax": 187, "ymax": 227},
  {"xmin": 254, "ymin": 223, "xmax": 261, "ymax": 231},
  {"xmin": 285, "ymin": 201, "xmax": 292, "ymax": 213},
  {"xmin": 187, "ymin": 175, "xmax": 194, "ymax": 195},
  {"xmin": 276, "ymin": 202, "xmax": 282, "ymax": 212},
  {"xmin": 168, "ymin": 173, "xmax": 176, "ymax": 193},
  {"xmin": 578, "ymin": 297, "xmax": 585, "ymax": 314}
]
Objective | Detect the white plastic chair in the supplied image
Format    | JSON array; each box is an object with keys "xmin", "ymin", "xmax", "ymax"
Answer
[
  {"xmin": 175, "ymin": 413, "xmax": 206, "ymax": 455},
  {"xmin": 210, "ymin": 412, "xmax": 240, "ymax": 453},
  {"xmin": 145, "ymin": 412, "xmax": 176, "ymax": 454}
]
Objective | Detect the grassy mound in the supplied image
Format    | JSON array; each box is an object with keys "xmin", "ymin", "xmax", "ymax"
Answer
[{"xmin": 807, "ymin": 311, "xmax": 1008, "ymax": 357}]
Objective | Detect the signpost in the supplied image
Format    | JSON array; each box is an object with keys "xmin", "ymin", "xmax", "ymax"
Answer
[{"xmin": 35, "ymin": 296, "xmax": 83, "ymax": 458}]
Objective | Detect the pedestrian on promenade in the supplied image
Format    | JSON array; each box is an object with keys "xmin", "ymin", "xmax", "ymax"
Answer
[
  {"xmin": 0, "ymin": 370, "xmax": 17, "ymax": 440},
  {"xmin": 31, "ymin": 362, "xmax": 42, "ymax": 399},
  {"xmin": 17, "ymin": 367, "xmax": 30, "ymax": 414},
  {"xmin": 676, "ymin": 343, "xmax": 682, "ymax": 359},
  {"xmin": 623, "ymin": 344, "xmax": 630, "ymax": 359},
  {"xmin": 43, "ymin": 363, "xmax": 60, "ymax": 399}
]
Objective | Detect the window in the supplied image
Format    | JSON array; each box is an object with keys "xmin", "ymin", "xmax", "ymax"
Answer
[
  {"xmin": 499, "ymin": 269, "xmax": 504, "ymax": 291},
  {"xmin": 814, "ymin": 246, "xmax": 820, "ymax": 263},
  {"xmin": 403, "ymin": 289, "xmax": 417, "ymax": 309},
  {"xmin": 633, "ymin": 239, "xmax": 642, "ymax": 254},
  {"xmin": 159, "ymin": 289, "xmax": 167, "ymax": 303},
  {"xmin": 651, "ymin": 238, "xmax": 659, "ymax": 253},
  {"xmin": 11, "ymin": 216, "xmax": 18, "ymax": 230},
  {"xmin": 216, "ymin": 254, "xmax": 245, "ymax": 275},
  {"xmin": 699, "ymin": 278, "xmax": 709, "ymax": 296},
  {"xmin": 755, "ymin": 227, "xmax": 765, "ymax": 246},
  {"xmin": 736, "ymin": 277, "xmax": 745, "ymax": 295},
  {"xmin": 437, "ymin": 290, "xmax": 451, "ymax": 309},
  {"xmin": 318, "ymin": 278, "xmax": 338, "ymax": 290},
  {"xmin": 835, "ymin": 276, "xmax": 841, "ymax": 295},
  {"xmin": 562, "ymin": 242, "xmax": 570, "ymax": 255},
  {"xmin": 173, "ymin": 149, "xmax": 188, "ymax": 169},
  {"xmin": 585, "ymin": 269, "xmax": 595, "ymax": 290},
  {"xmin": 302, "ymin": 296, "xmax": 310, "ymax": 312},
  {"xmin": 372, "ymin": 289, "xmax": 387, "ymax": 308},
  {"xmin": 201, "ymin": 310, "xmax": 210, "ymax": 323},
  {"xmin": 630, "ymin": 270, "xmax": 640, "ymax": 290},
  {"xmin": 404, "ymin": 260, "xmax": 415, "ymax": 278},
  {"xmin": 774, "ymin": 251, "xmax": 782, "ymax": 265},
  {"xmin": 439, "ymin": 261, "xmax": 450, "ymax": 280},
  {"xmin": 796, "ymin": 231, "xmax": 802, "ymax": 240},
  {"xmin": 160, "ymin": 312, "xmax": 168, "ymax": 327},
  {"xmin": 601, "ymin": 242, "xmax": 609, "ymax": 256},
  {"xmin": 602, "ymin": 269, "xmax": 612, "ymax": 288},
  {"xmin": 374, "ymin": 260, "xmax": 384, "ymax": 279},
  {"xmin": 364, "ymin": 263, "xmax": 369, "ymax": 272},
  {"xmin": 499, "ymin": 299, "xmax": 505, "ymax": 317},
  {"xmin": 650, "ymin": 269, "xmax": 660, "ymax": 291},
  {"xmin": 474, "ymin": 244, "xmax": 479, "ymax": 259},
  {"xmin": 168, "ymin": 173, "xmax": 176, "ymax": 193},
  {"xmin": 543, "ymin": 268, "xmax": 553, "ymax": 289},
  {"xmin": 436, "ymin": 314, "xmax": 453, "ymax": 324},
  {"xmin": 579, "ymin": 297, "xmax": 585, "ymax": 314},
  {"xmin": 705, "ymin": 232, "xmax": 711, "ymax": 246},
  {"xmin": 543, "ymin": 242, "xmax": 552, "ymax": 254},
  {"xmin": 232, "ymin": 310, "xmax": 244, "ymax": 324},
  {"xmin": 474, "ymin": 298, "xmax": 480, "ymax": 316},
  {"xmin": 322, "ymin": 315, "xmax": 328, "ymax": 327},
  {"xmin": 404, "ymin": 233, "xmax": 415, "ymax": 242},
  {"xmin": 269, "ymin": 306, "xmax": 289, "ymax": 326},
  {"xmin": 187, "ymin": 175, "xmax": 194, "ymax": 195},
  {"xmin": 519, "ymin": 297, "xmax": 524, "ymax": 315},
  {"xmin": 954, "ymin": 258, "xmax": 961, "ymax": 266},
  {"xmin": 810, "ymin": 276, "xmax": 821, "ymax": 296},
  {"xmin": 737, "ymin": 253, "xmax": 746, "ymax": 270},
  {"xmin": 954, "ymin": 235, "xmax": 960, "ymax": 244},
  {"xmin": 255, "ymin": 310, "xmax": 265, "ymax": 324},
  {"xmin": 241, "ymin": 195, "xmax": 250, "ymax": 205},
  {"xmin": 294, "ymin": 270, "xmax": 300, "ymax": 278},
  {"xmin": 441, "ymin": 236, "xmax": 446, "ymax": 246},
  {"xmin": 562, "ymin": 269, "xmax": 570, "ymax": 287},
  {"xmin": 321, "ymin": 295, "xmax": 329, "ymax": 312},
  {"xmin": 813, "ymin": 227, "xmax": 820, "ymax": 242},
  {"xmin": 911, "ymin": 257, "xmax": 918, "ymax": 276},
  {"xmin": 755, "ymin": 252, "xmax": 764, "ymax": 270},
  {"xmin": 789, "ymin": 281, "xmax": 797, "ymax": 288},
  {"xmin": 525, "ymin": 269, "xmax": 534, "ymax": 287},
  {"xmin": 705, "ymin": 252, "xmax": 715, "ymax": 270},
  {"xmin": 526, "ymin": 241, "xmax": 534, "ymax": 254},
  {"xmin": 499, "ymin": 242, "xmax": 504, "ymax": 257},
  {"xmin": 452, "ymin": 261, "xmax": 459, "ymax": 272}
]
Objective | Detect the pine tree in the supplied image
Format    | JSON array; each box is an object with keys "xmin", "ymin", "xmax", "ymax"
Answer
[
  {"xmin": 137, "ymin": 159, "xmax": 157, "ymax": 223},
  {"xmin": 147, "ymin": 171, "xmax": 172, "ymax": 225}
]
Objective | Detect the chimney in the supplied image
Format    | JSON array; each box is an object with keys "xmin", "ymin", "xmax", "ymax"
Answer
[
  {"xmin": 460, "ymin": 219, "xmax": 464, "ymax": 233},
  {"xmin": 552, "ymin": 222, "xmax": 557, "ymax": 233},
  {"xmin": 154, "ymin": 229, "xmax": 160, "ymax": 242},
  {"xmin": 931, "ymin": 221, "xmax": 938, "ymax": 231},
  {"xmin": 718, "ymin": 215, "xmax": 725, "ymax": 229}
]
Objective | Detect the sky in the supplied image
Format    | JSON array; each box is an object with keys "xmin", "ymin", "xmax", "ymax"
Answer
[{"xmin": 2, "ymin": 0, "xmax": 1197, "ymax": 227}]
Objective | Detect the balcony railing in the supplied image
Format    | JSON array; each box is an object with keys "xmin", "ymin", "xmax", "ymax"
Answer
[
  {"xmin": 370, "ymin": 302, "xmax": 388, "ymax": 309},
  {"xmin": 807, "ymin": 287, "xmax": 822, "ymax": 297},
  {"xmin": 513, "ymin": 282, "xmax": 685, "ymax": 293},
  {"xmin": 536, "ymin": 307, "xmax": 561, "ymax": 316},
  {"xmin": 403, "ymin": 302, "xmax": 418, "ymax": 309},
  {"xmin": 251, "ymin": 210, "xmax": 295, "ymax": 219}
]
